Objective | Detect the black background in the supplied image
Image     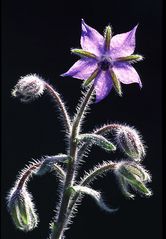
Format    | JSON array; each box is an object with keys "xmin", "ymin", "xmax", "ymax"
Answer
[{"xmin": 1, "ymin": 0, "xmax": 163, "ymax": 239}]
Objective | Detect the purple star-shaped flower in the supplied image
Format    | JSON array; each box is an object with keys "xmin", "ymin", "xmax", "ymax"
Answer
[{"xmin": 62, "ymin": 19, "xmax": 143, "ymax": 102}]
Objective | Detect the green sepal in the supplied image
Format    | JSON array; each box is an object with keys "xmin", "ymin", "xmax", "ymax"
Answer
[
  {"xmin": 119, "ymin": 166, "xmax": 151, "ymax": 196},
  {"xmin": 131, "ymin": 180, "xmax": 151, "ymax": 195},
  {"xmin": 116, "ymin": 54, "xmax": 144, "ymax": 63},
  {"xmin": 71, "ymin": 49, "xmax": 97, "ymax": 59},
  {"xmin": 83, "ymin": 68, "xmax": 99, "ymax": 87},
  {"xmin": 109, "ymin": 69, "xmax": 122, "ymax": 96},
  {"xmin": 104, "ymin": 25, "xmax": 112, "ymax": 50}
]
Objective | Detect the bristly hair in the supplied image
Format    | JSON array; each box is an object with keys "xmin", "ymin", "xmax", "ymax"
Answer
[
  {"xmin": 79, "ymin": 161, "xmax": 116, "ymax": 186},
  {"xmin": 44, "ymin": 82, "xmax": 72, "ymax": 148},
  {"xmin": 72, "ymin": 84, "xmax": 95, "ymax": 134}
]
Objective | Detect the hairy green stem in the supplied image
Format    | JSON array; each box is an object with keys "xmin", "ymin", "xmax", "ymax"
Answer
[
  {"xmin": 50, "ymin": 84, "xmax": 94, "ymax": 239},
  {"xmin": 45, "ymin": 83, "xmax": 71, "ymax": 134},
  {"xmin": 94, "ymin": 124, "xmax": 121, "ymax": 135},
  {"xmin": 17, "ymin": 163, "xmax": 42, "ymax": 190}
]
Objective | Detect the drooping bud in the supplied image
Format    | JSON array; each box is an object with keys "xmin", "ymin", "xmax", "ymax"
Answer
[
  {"xmin": 11, "ymin": 74, "xmax": 45, "ymax": 102},
  {"xmin": 114, "ymin": 161, "xmax": 152, "ymax": 198},
  {"xmin": 115, "ymin": 126, "xmax": 145, "ymax": 161},
  {"xmin": 7, "ymin": 187, "xmax": 38, "ymax": 231}
]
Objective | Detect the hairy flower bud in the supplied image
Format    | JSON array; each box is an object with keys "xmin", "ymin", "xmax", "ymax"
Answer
[
  {"xmin": 115, "ymin": 161, "xmax": 152, "ymax": 198},
  {"xmin": 115, "ymin": 126, "xmax": 145, "ymax": 161},
  {"xmin": 12, "ymin": 74, "xmax": 45, "ymax": 102},
  {"xmin": 7, "ymin": 187, "xmax": 38, "ymax": 231}
]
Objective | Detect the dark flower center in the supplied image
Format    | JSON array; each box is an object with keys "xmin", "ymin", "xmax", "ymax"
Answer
[{"xmin": 98, "ymin": 59, "xmax": 110, "ymax": 71}]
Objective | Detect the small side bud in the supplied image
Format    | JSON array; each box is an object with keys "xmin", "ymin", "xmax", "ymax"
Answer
[
  {"xmin": 11, "ymin": 74, "xmax": 45, "ymax": 103},
  {"xmin": 7, "ymin": 187, "xmax": 38, "ymax": 231},
  {"xmin": 114, "ymin": 161, "xmax": 152, "ymax": 198},
  {"xmin": 115, "ymin": 126, "xmax": 145, "ymax": 161}
]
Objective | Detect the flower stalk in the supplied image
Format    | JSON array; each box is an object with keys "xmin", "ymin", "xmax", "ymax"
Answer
[{"xmin": 44, "ymin": 83, "xmax": 71, "ymax": 134}]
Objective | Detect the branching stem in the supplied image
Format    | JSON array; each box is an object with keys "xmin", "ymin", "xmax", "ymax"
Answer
[{"xmin": 50, "ymin": 84, "xmax": 94, "ymax": 239}]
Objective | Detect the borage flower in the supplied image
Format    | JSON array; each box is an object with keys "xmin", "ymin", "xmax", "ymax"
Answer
[{"xmin": 62, "ymin": 19, "xmax": 143, "ymax": 102}]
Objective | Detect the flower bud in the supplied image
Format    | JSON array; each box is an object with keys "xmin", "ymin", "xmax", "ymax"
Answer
[
  {"xmin": 7, "ymin": 187, "xmax": 38, "ymax": 231},
  {"xmin": 115, "ymin": 161, "xmax": 152, "ymax": 198},
  {"xmin": 115, "ymin": 126, "xmax": 145, "ymax": 161},
  {"xmin": 11, "ymin": 74, "xmax": 45, "ymax": 102}
]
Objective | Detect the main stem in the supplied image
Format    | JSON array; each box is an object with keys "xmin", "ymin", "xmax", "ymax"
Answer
[{"xmin": 50, "ymin": 85, "xmax": 94, "ymax": 239}]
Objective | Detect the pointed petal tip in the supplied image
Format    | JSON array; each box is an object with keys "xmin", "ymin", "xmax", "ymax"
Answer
[
  {"xmin": 60, "ymin": 72, "xmax": 68, "ymax": 77},
  {"xmin": 133, "ymin": 24, "xmax": 139, "ymax": 32},
  {"xmin": 81, "ymin": 19, "xmax": 86, "ymax": 27}
]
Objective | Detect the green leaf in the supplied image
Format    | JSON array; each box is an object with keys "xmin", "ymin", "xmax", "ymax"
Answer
[
  {"xmin": 77, "ymin": 133, "xmax": 116, "ymax": 152},
  {"xmin": 72, "ymin": 185, "xmax": 117, "ymax": 213},
  {"xmin": 36, "ymin": 154, "xmax": 68, "ymax": 176}
]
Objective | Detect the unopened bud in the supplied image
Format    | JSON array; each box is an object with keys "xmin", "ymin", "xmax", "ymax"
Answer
[
  {"xmin": 7, "ymin": 187, "xmax": 38, "ymax": 231},
  {"xmin": 115, "ymin": 161, "xmax": 152, "ymax": 198},
  {"xmin": 115, "ymin": 126, "xmax": 145, "ymax": 161},
  {"xmin": 12, "ymin": 74, "xmax": 45, "ymax": 102}
]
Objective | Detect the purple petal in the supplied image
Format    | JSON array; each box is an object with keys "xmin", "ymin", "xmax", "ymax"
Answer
[
  {"xmin": 81, "ymin": 19, "xmax": 104, "ymax": 56},
  {"xmin": 110, "ymin": 25, "xmax": 138, "ymax": 59},
  {"xmin": 112, "ymin": 62, "xmax": 142, "ymax": 87},
  {"xmin": 94, "ymin": 70, "xmax": 113, "ymax": 102},
  {"xmin": 61, "ymin": 58, "xmax": 97, "ymax": 80}
]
